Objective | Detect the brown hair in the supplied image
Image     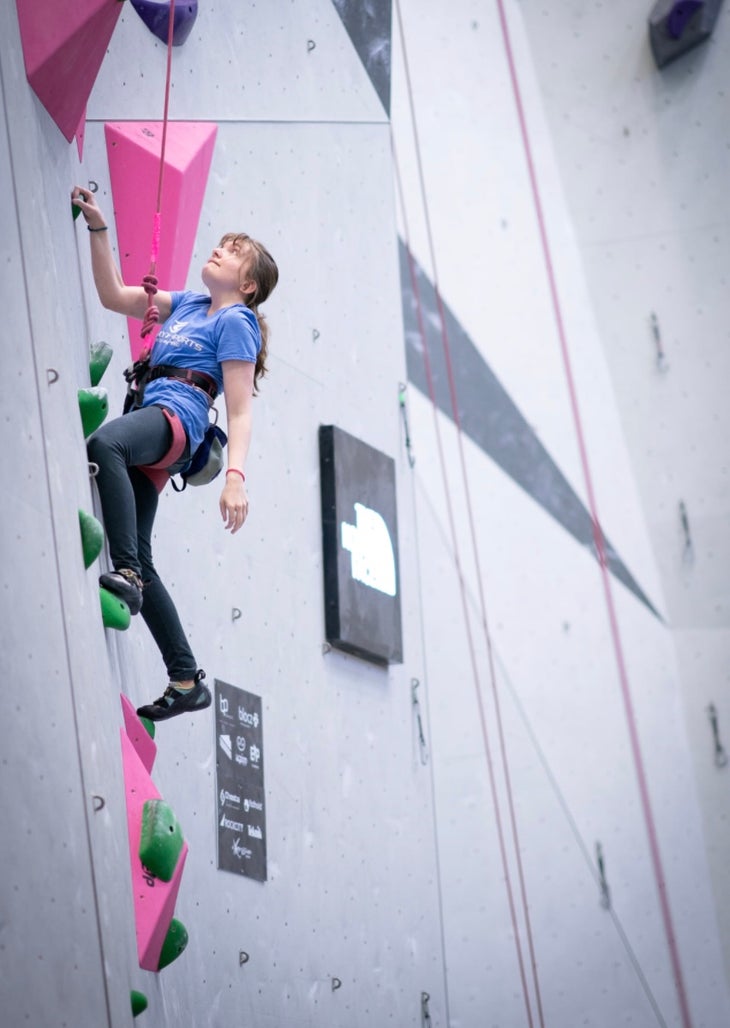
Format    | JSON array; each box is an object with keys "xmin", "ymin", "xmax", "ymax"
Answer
[{"xmin": 219, "ymin": 232, "xmax": 279, "ymax": 392}]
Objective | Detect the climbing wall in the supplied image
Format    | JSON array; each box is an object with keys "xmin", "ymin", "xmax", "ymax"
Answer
[{"xmin": 1, "ymin": 1, "xmax": 728, "ymax": 1027}]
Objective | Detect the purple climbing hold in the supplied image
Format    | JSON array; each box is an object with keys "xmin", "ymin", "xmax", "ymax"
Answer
[
  {"xmin": 648, "ymin": 0, "xmax": 723, "ymax": 69},
  {"xmin": 130, "ymin": 0, "xmax": 198, "ymax": 47},
  {"xmin": 667, "ymin": 0, "xmax": 705, "ymax": 39}
]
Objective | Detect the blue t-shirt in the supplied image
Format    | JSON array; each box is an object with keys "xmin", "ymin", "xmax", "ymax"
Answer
[{"xmin": 142, "ymin": 291, "xmax": 260, "ymax": 451}]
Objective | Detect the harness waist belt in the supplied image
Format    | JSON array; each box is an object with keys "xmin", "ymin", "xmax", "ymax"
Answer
[{"xmin": 148, "ymin": 364, "xmax": 218, "ymax": 401}]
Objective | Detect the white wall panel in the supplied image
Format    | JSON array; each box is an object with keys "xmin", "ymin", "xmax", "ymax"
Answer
[
  {"xmin": 392, "ymin": 0, "xmax": 730, "ymax": 1024},
  {"xmin": 88, "ymin": 0, "xmax": 387, "ymax": 125},
  {"xmin": 519, "ymin": 0, "xmax": 730, "ymax": 998}
]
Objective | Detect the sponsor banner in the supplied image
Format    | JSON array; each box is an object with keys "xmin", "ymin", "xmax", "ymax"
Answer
[{"xmin": 214, "ymin": 680, "xmax": 267, "ymax": 881}]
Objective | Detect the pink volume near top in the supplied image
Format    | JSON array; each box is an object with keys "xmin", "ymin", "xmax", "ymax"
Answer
[
  {"xmin": 105, "ymin": 121, "xmax": 217, "ymax": 359},
  {"xmin": 16, "ymin": 0, "xmax": 123, "ymax": 142}
]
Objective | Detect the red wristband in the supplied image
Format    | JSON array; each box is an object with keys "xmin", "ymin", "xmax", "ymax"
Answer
[{"xmin": 226, "ymin": 468, "xmax": 245, "ymax": 482}]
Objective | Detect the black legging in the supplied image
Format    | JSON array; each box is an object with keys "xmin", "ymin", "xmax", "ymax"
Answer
[{"xmin": 87, "ymin": 405, "xmax": 197, "ymax": 682}]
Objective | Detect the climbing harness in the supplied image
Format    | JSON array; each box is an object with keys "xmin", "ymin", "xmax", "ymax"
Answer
[
  {"xmin": 169, "ymin": 421, "xmax": 227, "ymax": 492},
  {"xmin": 124, "ymin": 369, "xmax": 227, "ymax": 492},
  {"xmin": 124, "ymin": 356, "xmax": 218, "ymax": 413},
  {"xmin": 148, "ymin": 365, "xmax": 217, "ymax": 400}
]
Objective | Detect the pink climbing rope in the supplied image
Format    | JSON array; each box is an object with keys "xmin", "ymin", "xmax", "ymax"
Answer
[{"xmin": 140, "ymin": 0, "xmax": 176, "ymax": 341}]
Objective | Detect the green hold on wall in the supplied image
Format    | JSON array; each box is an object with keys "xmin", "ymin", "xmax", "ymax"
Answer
[
  {"xmin": 157, "ymin": 918, "xmax": 188, "ymax": 971},
  {"xmin": 99, "ymin": 587, "xmax": 130, "ymax": 631},
  {"xmin": 89, "ymin": 340, "xmax": 113, "ymax": 386},
  {"xmin": 78, "ymin": 387, "xmax": 109, "ymax": 438},
  {"xmin": 139, "ymin": 715, "xmax": 156, "ymax": 740},
  {"xmin": 139, "ymin": 799, "xmax": 185, "ymax": 882},
  {"xmin": 78, "ymin": 509, "xmax": 104, "ymax": 569},
  {"xmin": 130, "ymin": 990, "xmax": 148, "ymax": 1017}
]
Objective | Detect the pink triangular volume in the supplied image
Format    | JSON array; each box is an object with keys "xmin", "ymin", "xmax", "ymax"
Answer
[
  {"xmin": 16, "ymin": 0, "xmax": 123, "ymax": 143},
  {"xmin": 120, "ymin": 694, "xmax": 157, "ymax": 774},
  {"xmin": 105, "ymin": 121, "xmax": 217, "ymax": 359}
]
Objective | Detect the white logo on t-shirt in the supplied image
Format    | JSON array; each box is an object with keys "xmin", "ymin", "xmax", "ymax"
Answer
[{"xmin": 170, "ymin": 320, "xmax": 189, "ymax": 334}]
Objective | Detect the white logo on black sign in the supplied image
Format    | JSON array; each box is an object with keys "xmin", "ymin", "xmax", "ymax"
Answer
[
  {"xmin": 341, "ymin": 503, "xmax": 396, "ymax": 596},
  {"xmin": 220, "ymin": 813, "xmax": 244, "ymax": 832},
  {"xmin": 232, "ymin": 838, "xmax": 252, "ymax": 860},
  {"xmin": 238, "ymin": 706, "xmax": 259, "ymax": 728}
]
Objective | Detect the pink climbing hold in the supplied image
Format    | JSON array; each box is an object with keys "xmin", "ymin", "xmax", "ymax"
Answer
[
  {"xmin": 75, "ymin": 108, "xmax": 86, "ymax": 161},
  {"xmin": 16, "ymin": 0, "xmax": 124, "ymax": 143},
  {"xmin": 130, "ymin": 1, "xmax": 199, "ymax": 47},
  {"xmin": 104, "ymin": 121, "xmax": 217, "ymax": 358},
  {"xmin": 121, "ymin": 694, "xmax": 157, "ymax": 774}
]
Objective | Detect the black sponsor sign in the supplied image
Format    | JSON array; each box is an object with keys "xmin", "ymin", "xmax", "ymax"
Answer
[
  {"xmin": 319, "ymin": 425, "xmax": 403, "ymax": 665},
  {"xmin": 214, "ymin": 680, "xmax": 266, "ymax": 882}
]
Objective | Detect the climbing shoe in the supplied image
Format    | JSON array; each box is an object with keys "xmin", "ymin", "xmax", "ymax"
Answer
[
  {"xmin": 99, "ymin": 568, "xmax": 144, "ymax": 615},
  {"xmin": 136, "ymin": 670, "xmax": 211, "ymax": 722}
]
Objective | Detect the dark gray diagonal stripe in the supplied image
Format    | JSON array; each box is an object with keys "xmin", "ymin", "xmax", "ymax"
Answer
[
  {"xmin": 331, "ymin": 0, "xmax": 392, "ymax": 114},
  {"xmin": 399, "ymin": 239, "xmax": 661, "ymax": 619}
]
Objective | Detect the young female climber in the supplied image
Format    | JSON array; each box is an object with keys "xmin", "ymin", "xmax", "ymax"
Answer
[{"xmin": 72, "ymin": 185, "xmax": 278, "ymax": 721}]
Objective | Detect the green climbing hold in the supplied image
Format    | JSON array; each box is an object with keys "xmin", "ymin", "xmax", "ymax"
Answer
[
  {"xmin": 130, "ymin": 990, "xmax": 148, "ymax": 1017},
  {"xmin": 139, "ymin": 716, "xmax": 156, "ymax": 740},
  {"xmin": 78, "ymin": 387, "xmax": 109, "ymax": 438},
  {"xmin": 100, "ymin": 587, "xmax": 131, "ymax": 631},
  {"xmin": 78, "ymin": 509, "xmax": 104, "ymax": 569},
  {"xmin": 157, "ymin": 918, "xmax": 188, "ymax": 971},
  {"xmin": 139, "ymin": 799, "xmax": 184, "ymax": 882},
  {"xmin": 89, "ymin": 341, "xmax": 113, "ymax": 386},
  {"xmin": 72, "ymin": 201, "xmax": 82, "ymax": 221}
]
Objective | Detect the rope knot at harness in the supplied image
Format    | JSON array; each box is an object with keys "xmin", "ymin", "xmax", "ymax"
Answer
[{"xmin": 141, "ymin": 273, "xmax": 160, "ymax": 338}]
